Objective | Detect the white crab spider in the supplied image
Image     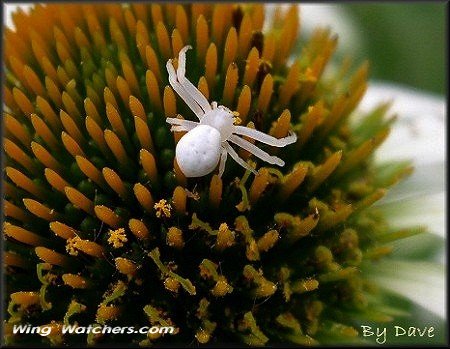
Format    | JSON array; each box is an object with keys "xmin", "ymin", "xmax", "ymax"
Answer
[{"xmin": 166, "ymin": 45, "xmax": 297, "ymax": 178}]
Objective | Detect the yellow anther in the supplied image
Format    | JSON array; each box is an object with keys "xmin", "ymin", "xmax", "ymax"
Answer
[
  {"xmin": 232, "ymin": 112, "xmax": 242, "ymax": 125},
  {"xmin": 107, "ymin": 228, "xmax": 128, "ymax": 248},
  {"xmin": 66, "ymin": 235, "xmax": 81, "ymax": 256},
  {"xmin": 154, "ymin": 199, "xmax": 172, "ymax": 218}
]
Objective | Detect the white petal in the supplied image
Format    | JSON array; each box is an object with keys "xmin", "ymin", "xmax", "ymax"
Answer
[
  {"xmin": 376, "ymin": 163, "xmax": 445, "ymax": 239},
  {"xmin": 368, "ymin": 260, "xmax": 446, "ymax": 319},
  {"xmin": 388, "ymin": 233, "xmax": 445, "ymax": 265},
  {"xmin": 264, "ymin": 4, "xmax": 363, "ymax": 53},
  {"xmin": 359, "ymin": 82, "xmax": 445, "ymax": 122},
  {"xmin": 361, "ymin": 82, "xmax": 446, "ymax": 237},
  {"xmin": 382, "ymin": 162, "xmax": 445, "ymax": 201},
  {"xmin": 377, "ymin": 192, "xmax": 445, "ymax": 239},
  {"xmin": 359, "ymin": 82, "xmax": 445, "ymax": 166},
  {"xmin": 298, "ymin": 4, "xmax": 363, "ymax": 53}
]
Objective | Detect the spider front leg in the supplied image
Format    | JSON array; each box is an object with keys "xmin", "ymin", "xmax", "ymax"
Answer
[
  {"xmin": 166, "ymin": 60, "xmax": 204, "ymax": 120},
  {"xmin": 229, "ymin": 135, "xmax": 285, "ymax": 166},
  {"xmin": 166, "ymin": 117, "xmax": 198, "ymax": 132},
  {"xmin": 176, "ymin": 46, "xmax": 212, "ymax": 114}
]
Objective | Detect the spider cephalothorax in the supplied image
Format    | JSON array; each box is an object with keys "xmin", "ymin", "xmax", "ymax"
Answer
[{"xmin": 166, "ymin": 45, "xmax": 297, "ymax": 178}]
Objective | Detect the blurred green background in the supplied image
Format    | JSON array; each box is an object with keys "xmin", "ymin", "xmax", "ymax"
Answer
[{"xmin": 342, "ymin": 3, "xmax": 446, "ymax": 95}]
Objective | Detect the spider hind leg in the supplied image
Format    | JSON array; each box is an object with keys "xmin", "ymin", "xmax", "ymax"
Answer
[
  {"xmin": 218, "ymin": 147, "xmax": 228, "ymax": 177},
  {"xmin": 229, "ymin": 135, "xmax": 285, "ymax": 167},
  {"xmin": 224, "ymin": 142, "xmax": 257, "ymax": 175}
]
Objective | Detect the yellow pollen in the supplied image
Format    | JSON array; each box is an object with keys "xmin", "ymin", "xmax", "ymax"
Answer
[
  {"xmin": 154, "ymin": 199, "xmax": 172, "ymax": 218},
  {"xmin": 233, "ymin": 115, "xmax": 242, "ymax": 125},
  {"xmin": 218, "ymin": 223, "xmax": 230, "ymax": 234},
  {"xmin": 66, "ymin": 235, "xmax": 82, "ymax": 256},
  {"xmin": 107, "ymin": 228, "xmax": 128, "ymax": 248}
]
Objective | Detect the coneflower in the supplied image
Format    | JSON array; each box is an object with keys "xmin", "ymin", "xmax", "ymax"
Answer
[{"xmin": 3, "ymin": 3, "xmax": 420, "ymax": 346}]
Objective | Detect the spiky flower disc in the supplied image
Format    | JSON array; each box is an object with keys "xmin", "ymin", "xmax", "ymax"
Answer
[{"xmin": 3, "ymin": 3, "xmax": 415, "ymax": 346}]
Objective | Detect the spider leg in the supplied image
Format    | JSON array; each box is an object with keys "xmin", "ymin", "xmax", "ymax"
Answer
[
  {"xmin": 229, "ymin": 135, "xmax": 285, "ymax": 167},
  {"xmin": 171, "ymin": 125, "xmax": 190, "ymax": 132},
  {"xmin": 218, "ymin": 146, "xmax": 228, "ymax": 177},
  {"xmin": 166, "ymin": 117, "xmax": 198, "ymax": 129},
  {"xmin": 166, "ymin": 60, "xmax": 205, "ymax": 120},
  {"xmin": 167, "ymin": 119, "xmax": 197, "ymax": 132},
  {"xmin": 223, "ymin": 142, "xmax": 257, "ymax": 175},
  {"xmin": 176, "ymin": 46, "xmax": 212, "ymax": 114},
  {"xmin": 233, "ymin": 126, "xmax": 297, "ymax": 147}
]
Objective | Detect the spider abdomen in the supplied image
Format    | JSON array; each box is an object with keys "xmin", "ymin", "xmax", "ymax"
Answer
[{"xmin": 176, "ymin": 125, "xmax": 222, "ymax": 177}]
